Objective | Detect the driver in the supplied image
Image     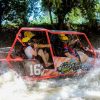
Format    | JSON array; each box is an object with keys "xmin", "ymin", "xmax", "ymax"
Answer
[{"xmin": 59, "ymin": 34, "xmax": 88, "ymax": 63}]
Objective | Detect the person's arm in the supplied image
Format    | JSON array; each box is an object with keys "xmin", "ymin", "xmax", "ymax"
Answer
[
  {"xmin": 65, "ymin": 52, "xmax": 78, "ymax": 61},
  {"xmin": 32, "ymin": 48, "xmax": 37, "ymax": 56},
  {"xmin": 65, "ymin": 52, "xmax": 74, "ymax": 58},
  {"xmin": 68, "ymin": 39, "xmax": 79, "ymax": 46},
  {"xmin": 34, "ymin": 43, "xmax": 50, "ymax": 48}
]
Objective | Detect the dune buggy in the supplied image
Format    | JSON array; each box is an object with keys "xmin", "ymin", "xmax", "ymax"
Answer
[{"xmin": 0, "ymin": 27, "xmax": 96, "ymax": 80}]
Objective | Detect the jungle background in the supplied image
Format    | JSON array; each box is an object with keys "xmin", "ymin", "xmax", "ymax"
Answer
[{"xmin": 0, "ymin": 0, "xmax": 100, "ymax": 48}]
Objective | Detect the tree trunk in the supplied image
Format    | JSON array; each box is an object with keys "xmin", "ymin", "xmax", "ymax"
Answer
[
  {"xmin": 57, "ymin": 14, "xmax": 65, "ymax": 29},
  {"xmin": 22, "ymin": 16, "xmax": 28, "ymax": 26},
  {"xmin": 48, "ymin": 0, "xmax": 54, "ymax": 29},
  {"xmin": 0, "ymin": 15, "xmax": 2, "ymax": 28},
  {"xmin": 48, "ymin": 9, "xmax": 53, "ymax": 25}
]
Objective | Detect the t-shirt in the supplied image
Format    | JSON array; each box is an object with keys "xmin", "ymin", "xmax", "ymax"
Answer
[{"xmin": 24, "ymin": 46, "xmax": 34, "ymax": 59}]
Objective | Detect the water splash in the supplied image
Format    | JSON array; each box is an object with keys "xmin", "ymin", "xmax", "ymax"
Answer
[{"xmin": 0, "ymin": 49, "xmax": 100, "ymax": 100}]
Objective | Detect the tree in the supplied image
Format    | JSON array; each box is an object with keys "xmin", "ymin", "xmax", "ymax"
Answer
[
  {"xmin": 95, "ymin": 1, "xmax": 100, "ymax": 22},
  {"xmin": 42, "ymin": 0, "xmax": 53, "ymax": 25},
  {"xmin": 42, "ymin": 0, "xmax": 78, "ymax": 28},
  {"xmin": 80, "ymin": 0, "xmax": 97, "ymax": 27},
  {"xmin": 0, "ymin": 0, "xmax": 28, "ymax": 27},
  {"xmin": 41, "ymin": 0, "xmax": 97, "ymax": 29}
]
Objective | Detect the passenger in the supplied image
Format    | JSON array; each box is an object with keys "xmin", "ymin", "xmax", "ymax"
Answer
[
  {"xmin": 59, "ymin": 34, "xmax": 77, "ymax": 58},
  {"xmin": 59, "ymin": 34, "xmax": 88, "ymax": 63},
  {"xmin": 30, "ymin": 35, "xmax": 52, "ymax": 67},
  {"xmin": 22, "ymin": 37, "xmax": 37, "ymax": 59},
  {"xmin": 22, "ymin": 32, "xmax": 52, "ymax": 67}
]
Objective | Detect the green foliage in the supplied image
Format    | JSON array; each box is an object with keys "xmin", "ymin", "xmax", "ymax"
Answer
[
  {"xmin": 80, "ymin": 0, "xmax": 96, "ymax": 20},
  {"xmin": 42, "ymin": 0, "xmax": 61, "ymax": 11},
  {"xmin": 30, "ymin": 15, "xmax": 51, "ymax": 24},
  {"xmin": 67, "ymin": 7, "xmax": 87, "ymax": 24},
  {"xmin": 41, "ymin": 0, "xmax": 97, "ymax": 29},
  {"xmin": 1, "ymin": 0, "xmax": 99, "ymax": 28},
  {"xmin": 2, "ymin": 20, "xmax": 21, "ymax": 28},
  {"xmin": 95, "ymin": 2, "xmax": 100, "ymax": 12},
  {"xmin": 50, "ymin": 0, "xmax": 62, "ymax": 9},
  {"xmin": 0, "ymin": 0, "xmax": 28, "ymax": 27}
]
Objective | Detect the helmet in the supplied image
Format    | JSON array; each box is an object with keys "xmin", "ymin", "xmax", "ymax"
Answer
[
  {"xmin": 22, "ymin": 37, "xmax": 30, "ymax": 43},
  {"xmin": 59, "ymin": 34, "xmax": 68, "ymax": 41},
  {"xmin": 24, "ymin": 31, "xmax": 35, "ymax": 38}
]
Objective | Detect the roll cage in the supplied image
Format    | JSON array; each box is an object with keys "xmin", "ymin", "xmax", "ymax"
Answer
[{"xmin": 0, "ymin": 27, "xmax": 96, "ymax": 62}]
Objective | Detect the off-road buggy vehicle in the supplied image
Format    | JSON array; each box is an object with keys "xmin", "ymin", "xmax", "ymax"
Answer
[{"xmin": 0, "ymin": 27, "xmax": 96, "ymax": 80}]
